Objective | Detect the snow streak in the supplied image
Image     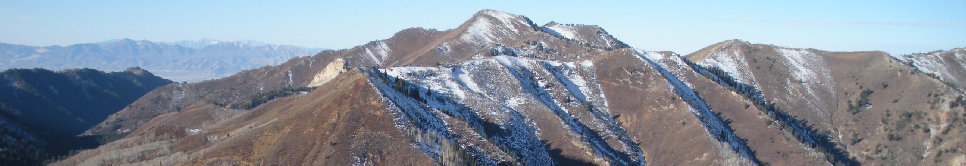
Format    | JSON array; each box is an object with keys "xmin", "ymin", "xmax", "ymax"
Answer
[
  {"xmin": 634, "ymin": 50, "xmax": 762, "ymax": 165},
  {"xmin": 364, "ymin": 53, "xmax": 646, "ymax": 165}
]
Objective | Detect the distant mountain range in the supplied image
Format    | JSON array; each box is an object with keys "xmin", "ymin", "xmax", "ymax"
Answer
[
  {"xmin": 0, "ymin": 67, "xmax": 171, "ymax": 165},
  {"xmin": 0, "ymin": 39, "xmax": 322, "ymax": 82}
]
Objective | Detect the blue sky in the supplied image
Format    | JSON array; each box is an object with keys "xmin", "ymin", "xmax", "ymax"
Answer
[{"xmin": 1, "ymin": 0, "xmax": 963, "ymax": 55}]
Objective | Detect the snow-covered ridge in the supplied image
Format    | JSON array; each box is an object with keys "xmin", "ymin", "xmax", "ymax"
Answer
[
  {"xmin": 369, "ymin": 66, "xmax": 552, "ymax": 165},
  {"xmin": 696, "ymin": 43, "xmax": 837, "ymax": 119},
  {"xmin": 385, "ymin": 66, "xmax": 470, "ymax": 99},
  {"xmin": 539, "ymin": 22, "xmax": 625, "ymax": 49},
  {"xmin": 542, "ymin": 61, "xmax": 590, "ymax": 101},
  {"xmin": 543, "ymin": 24, "xmax": 578, "ymax": 41},
  {"xmin": 364, "ymin": 70, "xmax": 467, "ymax": 163},
  {"xmin": 682, "ymin": 48, "xmax": 859, "ymax": 166},
  {"xmin": 698, "ymin": 43, "xmax": 760, "ymax": 88},
  {"xmin": 636, "ymin": 50, "xmax": 695, "ymax": 87},
  {"xmin": 366, "ymin": 53, "xmax": 645, "ymax": 165},
  {"xmin": 493, "ymin": 55, "xmax": 645, "ymax": 165},
  {"xmin": 633, "ymin": 49, "xmax": 761, "ymax": 165},
  {"xmin": 911, "ymin": 53, "xmax": 952, "ymax": 79},
  {"xmin": 897, "ymin": 48, "xmax": 966, "ymax": 85}
]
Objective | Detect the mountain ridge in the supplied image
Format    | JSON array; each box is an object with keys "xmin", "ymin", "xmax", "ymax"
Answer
[{"xmin": 54, "ymin": 9, "xmax": 966, "ymax": 166}]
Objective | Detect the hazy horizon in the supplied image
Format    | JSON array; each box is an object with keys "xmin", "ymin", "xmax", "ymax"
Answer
[{"xmin": 1, "ymin": 0, "xmax": 963, "ymax": 55}]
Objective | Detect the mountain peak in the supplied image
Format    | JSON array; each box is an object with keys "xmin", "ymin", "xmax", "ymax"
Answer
[
  {"xmin": 719, "ymin": 39, "xmax": 751, "ymax": 47},
  {"xmin": 473, "ymin": 9, "xmax": 520, "ymax": 19},
  {"xmin": 469, "ymin": 9, "xmax": 532, "ymax": 27},
  {"xmin": 686, "ymin": 39, "xmax": 752, "ymax": 61},
  {"xmin": 459, "ymin": 10, "xmax": 536, "ymax": 44},
  {"xmin": 123, "ymin": 67, "xmax": 148, "ymax": 76}
]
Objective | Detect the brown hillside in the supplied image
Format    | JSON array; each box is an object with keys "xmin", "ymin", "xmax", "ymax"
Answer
[
  {"xmin": 56, "ymin": 70, "xmax": 434, "ymax": 165},
  {"xmin": 62, "ymin": 10, "xmax": 965, "ymax": 166}
]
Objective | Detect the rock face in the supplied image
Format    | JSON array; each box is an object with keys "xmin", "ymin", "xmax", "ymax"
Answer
[
  {"xmin": 55, "ymin": 10, "xmax": 965, "ymax": 166},
  {"xmin": 0, "ymin": 67, "xmax": 171, "ymax": 165}
]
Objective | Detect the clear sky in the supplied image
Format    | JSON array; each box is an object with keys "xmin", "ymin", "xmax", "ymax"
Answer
[{"xmin": 1, "ymin": 0, "xmax": 964, "ymax": 55}]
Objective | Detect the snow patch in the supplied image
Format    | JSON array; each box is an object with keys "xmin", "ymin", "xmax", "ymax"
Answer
[
  {"xmin": 634, "ymin": 49, "xmax": 761, "ymax": 164},
  {"xmin": 776, "ymin": 48, "xmax": 836, "ymax": 91},
  {"xmin": 635, "ymin": 49, "xmax": 695, "ymax": 87},
  {"xmin": 775, "ymin": 47, "xmax": 837, "ymax": 115},
  {"xmin": 580, "ymin": 60, "xmax": 594, "ymax": 68},
  {"xmin": 699, "ymin": 47, "xmax": 760, "ymax": 88},
  {"xmin": 436, "ymin": 42, "xmax": 452, "ymax": 55},
  {"xmin": 637, "ymin": 49, "xmax": 668, "ymax": 60},
  {"xmin": 600, "ymin": 34, "xmax": 617, "ymax": 47},
  {"xmin": 543, "ymin": 61, "xmax": 590, "ymax": 101},
  {"xmin": 480, "ymin": 10, "xmax": 527, "ymax": 30},
  {"xmin": 364, "ymin": 41, "xmax": 391, "ymax": 65},
  {"xmin": 386, "ymin": 67, "xmax": 469, "ymax": 100},
  {"xmin": 778, "ymin": 48, "xmax": 827, "ymax": 82},
  {"xmin": 506, "ymin": 97, "xmax": 524, "ymax": 108},
  {"xmin": 453, "ymin": 66, "xmax": 482, "ymax": 94},
  {"xmin": 494, "ymin": 55, "xmax": 533, "ymax": 68},
  {"xmin": 460, "ymin": 10, "xmax": 527, "ymax": 44},
  {"xmin": 463, "ymin": 18, "xmax": 498, "ymax": 43},
  {"xmin": 286, "ymin": 70, "xmax": 294, "ymax": 86},
  {"xmin": 909, "ymin": 51, "xmax": 953, "ymax": 81},
  {"xmin": 185, "ymin": 128, "xmax": 201, "ymax": 136},
  {"xmin": 544, "ymin": 24, "xmax": 578, "ymax": 40}
]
